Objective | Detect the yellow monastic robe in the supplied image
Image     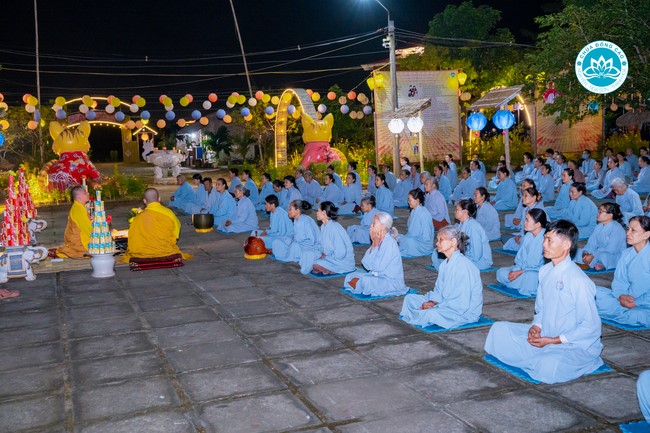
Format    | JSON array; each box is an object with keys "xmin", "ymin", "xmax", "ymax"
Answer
[
  {"xmin": 57, "ymin": 201, "xmax": 91, "ymax": 258},
  {"xmin": 122, "ymin": 202, "xmax": 192, "ymax": 261}
]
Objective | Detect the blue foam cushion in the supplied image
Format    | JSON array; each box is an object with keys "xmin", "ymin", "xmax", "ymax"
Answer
[
  {"xmin": 494, "ymin": 248, "xmax": 518, "ymax": 257},
  {"xmin": 402, "ymin": 315, "xmax": 494, "ymax": 333},
  {"xmin": 619, "ymin": 421, "xmax": 650, "ymax": 433},
  {"xmin": 340, "ymin": 287, "xmax": 418, "ymax": 301},
  {"xmin": 602, "ymin": 318, "xmax": 650, "ymax": 331},
  {"xmin": 487, "ymin": 283, "xmax": 535, "ymax": 299}
]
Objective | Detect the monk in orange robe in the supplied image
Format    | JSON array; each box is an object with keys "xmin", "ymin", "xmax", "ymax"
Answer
[{"xmin": 56, "ymin": 186, "xmax": 91, "ymax": 258}]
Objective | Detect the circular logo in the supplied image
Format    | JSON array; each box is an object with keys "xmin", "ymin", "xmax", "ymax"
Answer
[
  {"xmin": 575, "ymin": 40, "xmax": 628, "ymax": 94},
  {"xmin": 576, "ymin": 41, "xmax": 628, "ymax": 94}
]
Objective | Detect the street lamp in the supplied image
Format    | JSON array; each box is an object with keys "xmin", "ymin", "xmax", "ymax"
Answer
[
  {"xmin": 368, "ymin": 0, "xmax": 399, "ymax": 173},
  {"xmin": 407, "ymin": 116, "xmax": 424, "ymax": 169}
]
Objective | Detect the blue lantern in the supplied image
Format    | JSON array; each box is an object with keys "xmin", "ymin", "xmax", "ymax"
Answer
[
  {"xmin": 587, "ymin": 101, "xmax": 600, "ymax": 113},
  {"xmin": 287, "ymin": 105, "xmax": 296, "ymax": 115},
  {"xmin": 165, "ymin": 111, "xmax": 175, "ymax": 121},
  {"xmin": 265, "ymin": 106, "xmax": 274, "ymax": 115},
  {"xmin": 216, "ymin": 109, "xmax": 226, "ymax": 119},
  {"xmin": 56, "ymin": 109, "xmax": 67, "ymax": 120},
  {"xmin": 141, "ymin": 110, "xmax": 151, "ymax": 120},
  {"xmin": 492, "ymin": 109, "xmax": 515, "ymax": 130},
  {"xmin": 0, "ymin": 132, "xmax": 5, "ymax": 147},
  {"xmin": 115, "ymin": 111, "xmax": 125, "ymax": 122},
  {"xmin": 466, "ymin": 112, "xmax": 487, "ymax": 131},
  {"xmin": 191, "ymin": 110, "xmax": 201, "ymax": 120},
  {"xmin": 86, "ymin": 110, "xmax": 96, "ymax": 120}
]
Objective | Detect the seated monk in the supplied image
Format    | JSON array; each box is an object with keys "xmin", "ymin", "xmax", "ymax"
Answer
[
  {"xmin": 56, "ymin": 186, "xmax": 92, "ymax": 258},
  {"xmin": 122, "ymin": 188, "xmax": 192, "ymax": 269}
]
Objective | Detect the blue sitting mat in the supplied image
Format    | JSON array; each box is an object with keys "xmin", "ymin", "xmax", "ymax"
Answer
[
  {"xmin": 402, "ymin": 254, "xmax": 429, "ymax": 259},
  {"xmin": 483, "ymin": 355, "xmax": 613, "ymax": 384},
  {"xmin": 309, "ymin": 268, "xmax": 358, "ymax": 279},
  {"xmin": 501, "ymin": 225, "xmax": 518, "ymax": 231},
  {"xmin": 487, "ymin": 283, "xmax": 535, "ymax": 299},
  {"xmin": 480, "ymin": 267, "xmax": 498, "ymax": 273},
  {"xmin": 425, "ymin": 265, "xmax": 496, "ymax": 273},
  {"xmin": 619, "ymin": 421, "xmax": 650, "ymax": 433},
  {"xmin": 395, "ymin": 205, "xmax": 409, "ymax": 209},
  {"xmin": 583, "ymin": 267, "xmax": 615, "ymax": 275},
  {"xmin": 494, "ymin": 248, "xmax": 518, "ymax": 257},
  {"xmin": 217, "ymin": 229, "xmax": 250, "ymax": 234},
  {"xmin": 602, "ymin": 318, "xmax": 650, "ymax": 331},
  {"xmin": 352, "ymin": 242, "xmax": 371, "ymax": 247},
  {"xmin": 341, "ymin": 287, "xmax": 418, "ymax": 301},
  {"xmin": 402, "ymin": 315, "xmax": 494, "ymax": 333}
]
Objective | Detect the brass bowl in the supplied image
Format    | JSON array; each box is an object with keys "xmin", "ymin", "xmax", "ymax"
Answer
[{"xmin": 192, "ymin": 213, "xmax": 214, "ymax": 232}]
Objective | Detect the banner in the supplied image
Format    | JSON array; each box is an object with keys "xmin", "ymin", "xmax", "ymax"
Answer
[
  {"xmin": 533, "ymin": 101, "xmax": 602, "ymax": 153},
  {"xmin": 374, "ymin": 70, "xmax": 461, "ymax": 162}
]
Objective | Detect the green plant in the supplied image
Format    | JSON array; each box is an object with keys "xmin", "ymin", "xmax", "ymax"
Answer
[
  {"xmin": 91, "ymin": 165, "xmax": 148, "ymax": 201},
  {"xmin": 605, "ymin": 132, "xmax": 649, "ymax": 156}
]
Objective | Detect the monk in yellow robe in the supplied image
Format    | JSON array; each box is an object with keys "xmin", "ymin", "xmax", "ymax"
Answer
[
  {"xmin": 122, "ymin": 188, "xmax": 192, "ymax": 264},
  {"xmin": 56, "ymin": 186, "xmax": 91, "ymax": 258}
]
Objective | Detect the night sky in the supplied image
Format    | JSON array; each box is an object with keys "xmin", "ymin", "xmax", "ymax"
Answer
[{"xmin": 1, "ymin": 0, "xmax": 560, "ymax": 106}]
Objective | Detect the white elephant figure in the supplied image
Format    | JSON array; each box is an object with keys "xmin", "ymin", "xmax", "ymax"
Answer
[
  {"xmin": 21, "ymin": 246, "xmax": 48, "ymax": 281},
  {"xmin": 0, "ymin": 255, "xmax": 8, "ymax": 284},
  {"xmin": 28, "ymin": 219, "xmax": 48, "ymax": 244}
]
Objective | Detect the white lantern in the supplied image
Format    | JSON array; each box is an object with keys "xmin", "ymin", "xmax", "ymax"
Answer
[
  {"xmin": 406, "ymin": 117, "xmax": 424, "ymax": 133},
  {"xmin": 388, "ymin": 118, "xmax": 405, "ymax": 134}
]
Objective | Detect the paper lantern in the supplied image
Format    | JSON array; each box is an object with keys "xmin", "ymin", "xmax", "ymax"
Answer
[
  {"xmin": 223, "ymin": 114, "xmax": 232, "ymax": 124},
  {"xmin": 115, "ymin": 111, "xmax": 126, "ymax": 121},
  {"xmin": 135, "ymin": 120, "xmax": 143, "ymax": 129},
  {"xmin": 141, "ymin": 110, "xmax": 151, "ymax": 120},
  {"xmin": 255, "ymin": 90, "xmax": 264, "ymax": 100},
  {"xmin": 262, "ymin": 94, "xmax": 271, "ymax": 103},
  {"xmin": 162, "ymin": 97, "xmax": 172, "ymax": 106},
  {"xmin": 216, "ymin": 109, "xmax": 226, "ymax": 119},
  {"xmin": 105, "ymin": 104, "xmax": 115, "ymax": 114},
  {"xmin": 327, "ymin": 91, "xmax": 336, "ymax": 100},
  {"xmin": 237, "ymin": 95, "xmax": 246, "ymax": 105},
  {"xmin": 179, "ymin": 97, "xmax": 189, "ymax": 107},
  {"xmin": 363, "ymin": 105, "xmax": 373, "ymax": 115},
  {"xmin": 202, "ymin": 101, "xmax": 212, "ymax": 110},
  {"xmin": 338, "ymin": 96, "xmax": 347, "ymax": 105},
  {"xmin": 191, "ymin": 110, "xmax": 201, "ymax": 120},
  {"xmin": 110, "ymin": 97, "xmax": 121, "ymax": 108},
  {"xmin": 56, "ymin": 109, "xmax": 67, "ymax": 120},
  {"xmin": 141, "ymin": 133, "xmax": 149, "ymax": 141},
  {"xmin": 54, "ymin": 96, "xmax": 66, "ymax": 106},
  {"xmin": 125, "ymin": 120, "xmax": 136, "ymax": 129},
  {"xmin": 208, "ymin": 93, "xmax": 218, "ymax": 103},
  {"xmin": 287, "ymin": 105, "xmax": 296, "ymax": 114},
  {"xmin": 27, "ymin": 120, "xmax": 38, "ymax": 130},
  {"xmin": 25, "ymin": 105, "xmax": 35, "ymax": 113},
  {"xmin": 466, "ymin": 112, "xmax": 488, "ymax": 131},
  {"xmin": 200, "ymin": 116, "xmax": 209, "ymax": 125},
  {"xmin": 492, "ymin": 109, "xmax": 515, "ymax": 130},
  {"xmin": 86, "ymin": 110, "xmax": 97, "ymax": 120},
  {"xmin": 317, "ymin": 104, "xmax": 327, "ymax": 113},
  {"xmin": 136, "ymin": 97, "xmax": 146, "ymax": 108},
  {"xmin": 226, "ymin": 101, "xmax": 235, "ymax": 109},
  {"xmin": 340, "ymin": 105, "xmax": 349, "ymax": 114},
  {"xmin": 244, "ymin": 114, "xmax": 253, "ymax": 121},
  {"xmin": 185, "ymin": 94, "xmax": 193, "ymax": 103},
  {"xmin": 311, "ymin": 92, "xmax": 321, "ymax": 102},
  {"xmin": 27, "ymin": 96, "xmax": 38, "ymax": 106},
  {"xmin": 407, "ymin": 117, "xmax": 424, "ymax": 133},
  {"xmin": 241, "ymin": 107, "xmax": 251, "ymax": 117},
  {"xmin": 177, "ymin": 119, "xmax": 186, "ymax": 127},
  {"xmin": 306, "ymin": 89, "xmax": 313, "ymax": 96},
  {"xmin": 388, "ymin": 118, "xmax": 404, "ymax": 134},
  {"xmin": 265, "ymin": 106, "xmax": 274, "ymax": 115},
  {"xmin": 271, "ymin": 96, "xmax": 280, "ymax": 105},
  {"xmin": 157, "ymin": 119, "xmax": 166, "ymax": 128},
  {"xmin": 165, "ymin": 111, "xmax": 175, "ymax": 121},
  {"xmin": 347, "ymin": 91, "xmax": 357, "ymax": 100},
  {"xmin": 165, "ymin": 104, "xmax": 174, "ymax": 111},
  {"xmin": 587, "ymin": 101, "xmax": 600, "ymax": 113}
]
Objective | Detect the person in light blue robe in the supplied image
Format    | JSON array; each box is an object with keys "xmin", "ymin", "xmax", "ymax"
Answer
[
  {"xmin": 595, "ymin": 216, "xmax": 650, "ymax": 327},
  {"xmin": 169, "ymin": 175, "xmax": 196, "ymax": 214},
  {"xmin": 592, "ymin": 157, "xmax": 624, "ymax": 199},
  {"xmin": 398, "ymin": 189, "xmax": 434, "ymax": 257},
  {"xmin": 409, "ymin": 164, "xmax": 422, "ymax": 190},
  {"xmin": 312, "ymin": 201, "xmax": 356, "ymax": 275},
  {"xmin": 626, "ymin": 148, "xmax": 640, "ymax": 175},
  {"xmin": 283, "ymin": 175, "xmax": 303, "ymax": 209},
  {"xmin": 344, "ymin": 212, "xmax": 409, "ymax": 297},
  {"xmin": 575, "ymin": 202, "xmax": 627, "ymax": 270},
  {"xmin": 432, "ymin": 199, "xmax": 492, "ymax": 270},
  {"xmin": 631, "ymin": 156, "xmax": 650, "ymax": 194},
  {"xmin": 241, "ymin": 170, "xmax": 259, "ymax": 211},
  {"xmin": 191, "ymin": 174, "xmax": 207, "ymax": 211},
  {"xmin": 382, "ymin": 164, "xmax": 397, "ymax": 191},
  {"xmin": 586, "ymin": 160, "xmax": 605, "ymax": 192},
  {"xmin": 418, "ymin": 171, "xmax": 430, "ymax": 193},
  {"xmin": 488, "ymin": 161, "xmax": 506, "ymax": 190},
  {"xmin": 271, "ymin": 200, "xmax": 321, "ymax": 274},
  {"xmin": 452, "ymin": 168, "xmax": 478, "ymax": 204},
  {"xmin": 294, "ymin": 168, "xmax": 307, "ymax": 191},
  {"xmin": 401, "ymin": 225, "xmax": 482, "ymax": 329},
  {"xmin": 366, "ymin": 165, "xmax": 377, "ymax": 197},
  {"xmin": 228, "ymin": 168, "xmax": 242, "ymax": 194},
  {"xmin": 424, "ymin": 177, "xmax": 450, "ymax": 228},
  {"xmin": 473, "ymin": 154, "xmax": 486, "ymax": 176},
  {"xmin": 537, "ymin": 164, "xmax": 555, "ymax": 203},
  {"xmin": 189, "ymin": 178, "xmax": 218, "ymax": 214},
  {"xmin": 492, "ymin": 168, "xmax": 519, "ymax": 211},
  {"xmin": 470, "ymin": 161, "xmax": 486, "ymax": 188},
  {"xmin": 580, "ymin": 150, "xmax": 596, "ymax": 177},
  {"xmin": 639, "ymin": 370, "xmax": 650, "ymax": 423},
  {"xmin": 300, "ymin": 170, "xmax": 322, "ymax": 206},
  {"xmin": 327, "ymin": 164, "xmax": 343, "ymax": 190},
  {"xmin": 218, "ymin": 185, "xmax": 259, "ymax": 233},
  {"xmin": 546, "ymin": 168, "xmax": 574, "ymax": 219},
  {"xmin": 393, "ymin": 170, "xmax": 412, "ymax": 208},
  {"xmin": 347, "ymin": 196, "xmax": 377, "ymax": 245},
  {"xmin": 257, "ymin": 173, "xmax": 275, "ymax": 211},
  {"xmin": 514, "ymin": 152, "xmax": 535, "ymax": 184},
  {"xmin": 274, "ymin": 180, "xmax": 290, "ymax": 210},
  {"xmin": 485, "ymin": 220, "xmax": 604, "ymax": 384},
  {"xmin": 503, "ymin": 178, "xmax": 535, "ymax": 229},
  {"xmin": 503, "ymin": 186, "xmax": 546, "ymax": 252},
  {"xmin": 617, "ymin": 152, "xmax": 633, "ymax": 181},
  {"xmin": 613, "ymin": 179, "xmax": 644, "ymax": 224},
  {"xmin": 318, "ymin": 173, "xmax": 344, "ymax": 205},
  {"xmin": 564, "ymin": 183, "xmax": 598, "ymax": 238},
  {"xmin": 496, "ymin": 208, "xmax": 547, "ymax": 296},
  {"xmin": 338, "ymin": 173, "xmax": 363, "ymax": 215},
  {"xmin": 374, "ymin": 174, "xmax": 394, "ymax": 216},
  {"xmin": 474, "ymin": 187, "xmax": 500, "ymax": 241},
  {"xmin": 444, "ymin": 154, "xmax": 458, "ymax": 190},
  {"xmin": 210, "ymin": 178, "xmax": 236, "ymax": 227},
  {"xmin": 434, "ymin": 165, "xmax": 452, "ymax": 203},
  {"xmin": 259, "ymin": 194, "xmax": 293, "ymax": 249}
]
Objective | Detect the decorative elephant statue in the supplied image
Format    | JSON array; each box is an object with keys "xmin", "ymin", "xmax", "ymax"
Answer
[
  {"xmin": 28, "ymin": 219, "xmax": 48, "ymax": 244},
  {"xmin": 21, "ymin": 246, "xmax": 48, "ymax": 281}
]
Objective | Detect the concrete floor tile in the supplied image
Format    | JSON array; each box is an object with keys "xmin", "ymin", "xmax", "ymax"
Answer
[
  {"xmin": 0, "ymin": 394, "xmax": 64, "ymax": 433},
  {"xmin": 0, "ymin": 364, "xmax": 63, "ymax": 398},
  {"xmin": 283, "ymin": 290, "xmax": 353, "ymax": 309},
  {"xmin": 72, "ymin": 351, "xmax": 165, "ymax": 386},
  {"xmin": 482, "ymin": 300, "xmax": 535, "ymax": 322},
  {"xmin": 0, "ymin": 325, "xmax": 60, "ymax": 349},
  {"xmin": 153, "ymin": 321, "xmax": 239, "ymax": 348},
  {"xmin": 0, "ymin": 297, "xmax": 57, "ymax": 314},
  {"xmin": 235, "ymin": 313, "xmax": 314, "ymax": 335},
  {"xmin": 165, "ymin": 340, "xmax": 259, "ymax": 372},
  {"xmin": 199, "ymin": 392, "xmax": 318, "ymax": 433},
  {"xmin": 74, "ymin": 377, "xmax": 180, "ymax": 421},
  {"xmin": 548, "ymin": 375, "xmax": 641, "ymax": 422},
  {"xmin": 220, "ymin": 298, "xmax": 290, "ymax": 318},
  {"xmin": 303, "ymin": 304, "xmax": 381, "ymax": 326},
  {"xmin": 179, "ymin": 363, "xmax": 285, "ymax": 402},
  {"xmin": 67, "ymin": 316, "xmax": 145, "ymax": 339},
  {"xmin": 253, "ymin": 329, "xmax": 343, "ymax": 357},
  {"xmin": 0, "ymin": 310, "xmax": 59, "ymax": 331},
  {"xmin": 303, "ymin": 375, "xmax": 427, "ymax": 421},
  {"xmin": 273, "ymin": 349, "xmax": 380, "ymax": 385},
  {"xmin": 339, "ymin": 409, "xmax": 473, "ymax": 433},
  {"xmin": 329, "ymin": 319, "xmax": 413, "ymax": 345},
  {"xmin": 70, "ymin": 333, "xmax": 154, "ymax": 360},
  {"xmin": 443, "ymin": 328, "xmax": 491, "ymax": 355},
  {"xmin": 62, "ymin": 289, "xmax": 129, "ymax": 307},
  {"xmin": 446, "ymin": 389, "xmax": 597, "ymax": 433},
  {"xmin": 78, "ymin": 412, "xmax": 196, "ymax": 433},
  {"xmin": 602, "ymin": 335, "xmax": 650, "ymax": 369},
  {"xmin": 359, "ymin": 338, "xmax": 455, "ymax": 369},
  {"xmin": 65, "ymin": 303, "xmax": 136, "ymax": 323},
  {"xmin": 143, "ymin": 306, "xmax": 219, "ymax": 328},
  {"xmin": 137, "ymin": 294, "xmax": 204, "ymax": 312},
  {"xmin": 210, "ymin": 286, "xmax": 270, "ymax": 303},
  {"xmin": 127, "ymin": 282, "xmax": 197, "ymax": 300},
  {"xmin": 0, "ymin": 342, "xmax": 63, "ymax": 368}
]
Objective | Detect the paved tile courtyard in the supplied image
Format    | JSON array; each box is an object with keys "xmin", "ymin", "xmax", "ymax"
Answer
[{"xmin": 0, "ymin": 202, "xmax": 647, "ymax": 433}]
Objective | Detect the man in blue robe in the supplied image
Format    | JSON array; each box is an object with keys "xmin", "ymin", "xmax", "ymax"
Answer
[
  {"xmin": 259, "ymin": 195, "xmax": 293, "ymax": 249},
  {"xmin": 382, "ymin": 164, "xmax": 397, "ymax": 191},
  {"xmin": 492, "ymin": 168, "xmax": 519, "ymax": 210},
  {"xmin": 485, "ymin": 220, "xmax": 604, "ymax": 384},
  {"xmin": 169, "ymin": 175, "xmax": 195, "ymax": 214},
  {"xmin": 452, "ymin": 168, "xmax": 478, "ymax": 204},
  {"xmin": 639, "ymin": 370, "xmax": 650, "ymax": 423}
]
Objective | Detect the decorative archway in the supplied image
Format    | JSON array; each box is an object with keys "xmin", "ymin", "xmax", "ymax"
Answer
[{"xmin": 274, "ymin": 88, "xmax": 317, "ymax": 167}]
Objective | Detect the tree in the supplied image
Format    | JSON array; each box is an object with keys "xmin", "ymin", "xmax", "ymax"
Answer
[
  {"xmin": 202, "ymin": 126, "xmax": 232, "ymax": 158},
  {"xmin": 530, "ymin": 0, "xmax": 650, "ymax": 124},
  {"xmin": 1, "ymin": 106, "xmax": 55, "ymax": 166}
]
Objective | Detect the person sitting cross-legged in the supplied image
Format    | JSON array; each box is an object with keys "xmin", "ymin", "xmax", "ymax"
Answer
[
  {"xmin": 344, "ymin": 212, "xmax": 410, "ymax": 297},
  {"xmin": 346, "ymin": 196, "xmax": 377, "ymax": 245},
  {"xmin": 398, "ymin": 189, "xmax": 435, "ymax": 258},
  {"xmin": 168, "ymin": 174, "xmax": 195, "ymax": 214},
  {"xmin": 595, "ymin": 215, "xmax": 650, "ymax": 327},
  {"xmin": 575, "ymin": 202, "xmax": 627, "ymax": 271},
  {"xmin": 311, "ymin": 201, "xmax": 356, "ymax": 276},
  {"xmin": 400, "ymin": 225, "xmax": 483, "ymax": 329},
  {"xmin": 123, "ymin": 188, "xmax": 192, "ymax": 266},
  {"xmin": 258, "ymin": 194, "xmax": 293, "ymax": 250},
  {"xmin": 217, "ymin": 184, "xmax": 259, "ymax": 233},
  {"xmin": 484, "ymin": 220, "xmax": 604, "ymax": 384},
  {"xmin": 55, "ymin": 186, "xmax": 92, "ymax": 258}
]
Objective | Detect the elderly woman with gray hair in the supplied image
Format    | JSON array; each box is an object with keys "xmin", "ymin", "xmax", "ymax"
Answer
[
  {"xmin": 218, "ymin": 184, "xmax": 259, "ymax": 233},
  {"xmin": 400, "ymin": 225, "xmax": 483, "ymax": 329},
  {"xmin": 612, "ymin": 177, "xmax": 644, "ymax": 225},
  {"xmin": 343, "ymin": 212, "xmax": 410, "ymax": 297}
]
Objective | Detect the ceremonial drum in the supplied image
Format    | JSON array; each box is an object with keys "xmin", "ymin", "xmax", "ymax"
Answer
[
  {"xmin": 243, "ymin": 236, "xmax": 270, "ymax": 260},
  {"xmin": 192, "ymin": 214, "xmax": 214, "ymax": 233}
]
